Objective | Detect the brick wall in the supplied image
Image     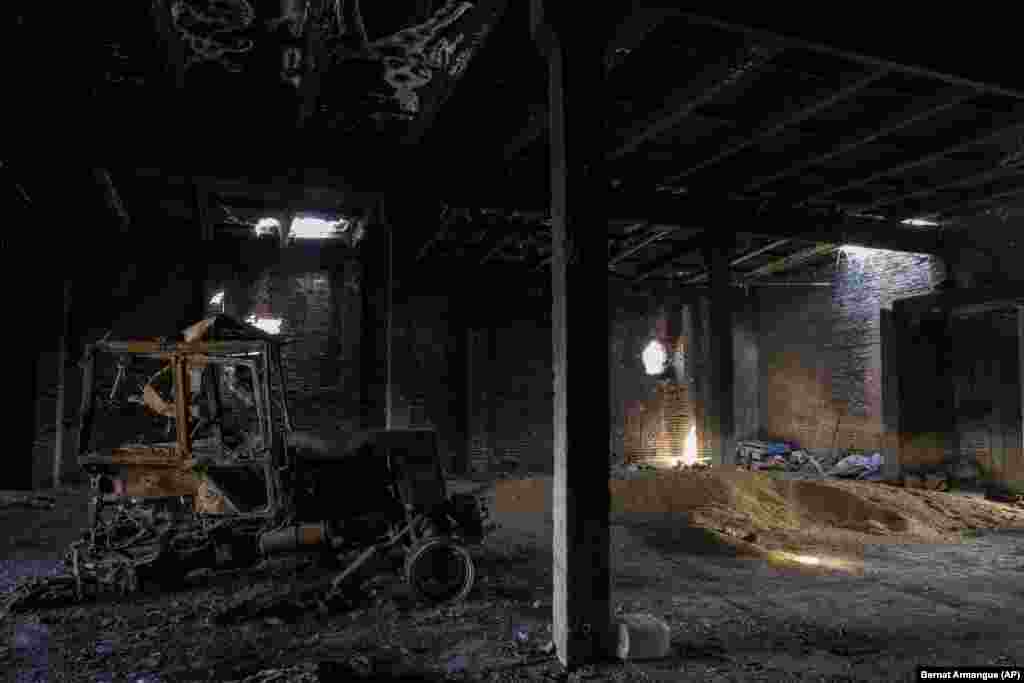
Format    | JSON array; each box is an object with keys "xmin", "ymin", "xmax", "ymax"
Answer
[{"xmin": 757, "ymin": 249, "xmax": 945, "ymax": 451}]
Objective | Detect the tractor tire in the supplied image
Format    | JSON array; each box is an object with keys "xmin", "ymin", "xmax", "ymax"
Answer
[{"xmin": 404, "ymin": 538, "xmax": 475, "ymax": 605}]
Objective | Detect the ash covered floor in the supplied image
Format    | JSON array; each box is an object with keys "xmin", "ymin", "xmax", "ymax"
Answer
[{"xmin": 1, "ymin": 473, "xmax": 1022, "ymax": 682}]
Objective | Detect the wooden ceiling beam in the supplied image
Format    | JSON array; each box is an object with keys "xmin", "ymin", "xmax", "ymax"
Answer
[
  {"xmin": 852, "ymin": 166, "xmax": 1024, "ymax": 214},
  {"xmin": 662, "ymin": 68, "xmax": 890, "ymax": 185},
  {"xmin": 93, "ymin": 168, "xmax": 132, "ymax": 232},
  {"xmin": 609, "ymin": 42, "xmax": 782, "ymax": 161},
  {"xmin": 633, "ymin": 230, "xmax": 709, "ymax": 281},
  {"xmin": 929, "ymin": 187, "xmax": 1024, "ymax": 221},
  {"xmin": 741, "ymin": 243, "xmax": 839, "ymax": 280},
  {"xmin": 744, "ymin": 89, "xmax": 975, "ymax": 192},
  {"xmin": 679, "ymin": 11, "xmax": 1024, "ymax": 101},
  {"xmin": 148, "ymin": 0, "xmax": 186, "ymax": 90},
  {"xmin": 298, "ymin": 0, "xmax": 331, "ymax": 130},
  {"xmin": 402, "ymin": 0, "xmax": 508, "ymax": 146},
  {"xmin": 683, "ymin": 238, "xmax": 792, "ymax": 283},
  {"xmin": 895, "ymin": 283, "xmax": 1024, "ymax": 318},
  {"xmin": 608, "ymin": 223, "xmax": 670, "ymax": 265},
  {"xmin": 604, "ymin": 5, "xmax": 681, "ymax": 69},
  {"xmin": 506, "ymin": 4, "xmax": 680, "ymax": 162},
  {"xmin": 801, "ymin": 120, "xmax": 1024, "ymax": 204}
]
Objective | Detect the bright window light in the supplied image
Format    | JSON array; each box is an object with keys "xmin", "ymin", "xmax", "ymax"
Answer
[
  {"xmin": 254, "ymin": 217, "xmax": 280, "ymax": 236},
  {"xmin": 641, "ymin": 339, "xmax": 667, "ymax": 376},
  {"xmin": 291, "ymin": 216, "xmax": 344, "ymax": 239},
  {"xmin": 839, "ymin": 245, "xmax": 877, "ymax": 260},
  {"xmin": 245, "ymin": 315, "xmax": 283, "ymax": 335},
  {"xmin": 209, "ymin": 291, "xmax": 225, "ymax": 306},
  {"xmin": 901, "ymin": 218, "xmax": 940, "ymax": 227}
]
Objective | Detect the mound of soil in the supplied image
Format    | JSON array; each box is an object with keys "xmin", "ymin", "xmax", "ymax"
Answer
[{"xmin": 492, "ymin": 470, "xmax": 1024, "ymax": 558}]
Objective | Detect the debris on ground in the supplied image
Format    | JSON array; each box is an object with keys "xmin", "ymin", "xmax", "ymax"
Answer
[
  {"xmin": 615, "ymin": 613, "xmax": 672, "ymax": 660},
  {"xmin": 829, "ymin": 452, "xmax": 884, "ymax": 480},
  {"xmin": 2, "ymin": 474, "xmax": 1023, "ymax": 682},
  {"xmin": 737, "ymin": 441, "xmax": 800, "ymax": 471},
  {"xmin": 496, "ymin": 470, "xmax": 1024, "ymax": 556},
  {"xmin": 0, "ymin": 492, "xmax": 57, "ymax": 510}
]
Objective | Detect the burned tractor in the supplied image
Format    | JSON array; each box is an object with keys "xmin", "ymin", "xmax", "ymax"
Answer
[{"xmin": 5, "ymin": 315, "xmax": 489, "ymax": 612}]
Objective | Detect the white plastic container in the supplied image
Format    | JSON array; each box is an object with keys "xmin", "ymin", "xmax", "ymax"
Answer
[{"xmin": 615, "ymin": 613, "xmax": 671, "ymax": 660}]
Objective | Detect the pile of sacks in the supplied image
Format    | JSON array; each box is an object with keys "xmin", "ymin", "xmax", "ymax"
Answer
[
  {"xmin": 736, "ymin": 441, "xmax": 807, "ymax": 471},
  {"xmin": 828, "ymin": 451, "xmax": 884, "ymax": 480},
  {"xmin": 736, "ymin": 441, "xmax": 885, "ymax": 480}
]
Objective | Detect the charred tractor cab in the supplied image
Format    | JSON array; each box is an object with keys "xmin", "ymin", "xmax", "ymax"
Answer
[{"xmin": 4, "ymin": 315, "xmax": 489, "ymax": 612}]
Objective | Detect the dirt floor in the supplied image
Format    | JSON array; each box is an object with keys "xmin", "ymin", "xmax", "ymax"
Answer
[{"xmin": 2, "ymin": 471, "xmax": 1023, "ymax": 682}]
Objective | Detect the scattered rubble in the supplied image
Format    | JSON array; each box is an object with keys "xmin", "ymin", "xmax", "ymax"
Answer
[
  {"xmin": 736, "ymin": 440, "xmax": 888, "ymax": 480},
  {"xmin": 0, "ymin": 492, "xmax": 56, "ymax": 510}
]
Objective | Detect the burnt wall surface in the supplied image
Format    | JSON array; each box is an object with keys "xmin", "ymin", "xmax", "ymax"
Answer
[
  {"xmin": 732, "ymin": 294, "xmax": 760, "ymax": 444},
  {"xmin": 951, "ymin": 312, "xmax": 1023, "ymax": 486},
  {"xmin": 758, "ymin": 249, "xmax": 945, "ymax": 452},
  {"xmin": 609, "ymin": 288, "xmax": 758, "ymax": 466}
]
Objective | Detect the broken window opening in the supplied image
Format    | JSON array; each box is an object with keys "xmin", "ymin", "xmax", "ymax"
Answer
[
  {"xmin": 290, "ymin": 215, "xmax": 347, "ymax": 240},
  {"xmin": 245, "ymin": 315, "xmax": 283, "ymax": 335}
]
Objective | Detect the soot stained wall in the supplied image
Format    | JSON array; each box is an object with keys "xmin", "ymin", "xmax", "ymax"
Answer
[
  {"xmin": 950, "ymin": 312, "xmax": 1023, "ymax": 487},
  {"xmin": 758, "ymin": 249, "xmax": 945, "ymax": 451}
]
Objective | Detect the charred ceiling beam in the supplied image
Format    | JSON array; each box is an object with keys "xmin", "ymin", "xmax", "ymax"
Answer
[
  {"xmin": 633, "ymin": 230, "xmax": 710, "ymax": 281},
  {"xmin": 852, "ymin": 166, "xmax": 1024, "ymax": 214},
  {"xmin": 609, "ymin": 42, "xmax": 783, "ymax": 161},
  {"xmin": 403, "ymin": 0, "xmax": 508, "ymax": 146},
  {"xmin": 682, "ymin": 238, "xmax": 792, "ymax": 284},
  {"xmin": 928, "ymin": 186, "xmax": 1024, "ymax": 220},
  {"xmin": 679, "ymin": 12, "xmax": 1024, "ymax": 101},
  {"xmin": 477, "ymin": 222, "xmax": 547, "ymax": 265},
  {"xmin": 802, "ymin": 121, "xmax": 1024, "ymax": 205},
  {"xmin": 148, "ymin": 0, "xmax": 186, "ymax": 90},
  {"xmin": 607, "ymin": 195, "xmax": 950, "ymax": 254},
  {"xmin": 536, "ymin": 222, "xmax": 681, "ymax": 271},
  {"xmin": 93, "ymin": 168, "xmax": 131, "ymax": 232},
  {"xmin": 744, "ymin": 89, "xmax": 976, "ymax": 193},
  {"xmin": 895, "ymin": 283, "xmax": 1024, "ymax": 318},
  {"xmin": 741, "ymin": 242, "xmax": 839, "ymax": 280},
  {"xmin": 604, "ymin": 5, "xmax": 681, "ymax": 70},
  {"xmin": 503, "ymin": 106, "xmax": 549, "ymax": 161},
  {"xmin": 662, "ymin": 68, "xmax": 890, "ymax": 185},
  {"xmin": 608, "ymin": 223, "xmax": 671, "ymax": 266},
  {"xmin": 504, "ymin": 4, "xmax": 680, "ymax": 162},
  {"xmin": 297, "ymin": 0, "xmax": 331, "ymax": 130}
]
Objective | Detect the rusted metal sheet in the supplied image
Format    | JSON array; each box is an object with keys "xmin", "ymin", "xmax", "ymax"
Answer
[
  {"xmin": 80, "ymin": 446, "xmax": 178, "ymax": 466},
  {"xmin": 97, "ymin": 340, "xmax": 272, "ymax": 357},
  {"xmin": 196, "ymin": 478, "xmax": 237, "ymax": 514},
  {"xmin": 142, "ymin": 384, "xmax": 176, "ymax": 418},
  {"xmin": 122, "ymin": 467, "xmax": 199, "ymax": 498}
]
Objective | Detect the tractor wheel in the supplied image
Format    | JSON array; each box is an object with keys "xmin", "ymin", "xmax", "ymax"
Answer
[{"xmin": 404, "ymin": 538, "xmax": 475, "ymax": 605}]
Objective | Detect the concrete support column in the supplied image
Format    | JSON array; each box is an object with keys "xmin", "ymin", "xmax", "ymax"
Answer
[
  {"xmin": 16, "ymin": 344, "xmax": 39, "ymax": 490},
  {"xmin": 447, "ymin": 294, "xmax": 470, "ymax": 475},
  {"xmin": 532, "ymin": 0, "xmax": 616, "ymax": 666},
  {"xmin": 880, "ymin": 308, "xmax": 903, "ymax": 480},
  {"xmin": 485, "ymin": 322, "xmax": 498, "ymax": 467},
  {"xmin": 358, "ymin": 207, "xmax": 392, "ymax": 430},
  {"xmin": 1019, "ymin": 306, "xmax": 1023, "ymax": 455},
  {"xmin": 704, "ymin": 236, "xmax": 737, "ymax": 466}
]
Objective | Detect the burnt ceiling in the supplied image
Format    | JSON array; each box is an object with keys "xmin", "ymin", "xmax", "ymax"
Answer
[{"xmin": 9, "ymin": 3, "xmax": 1024, "ymax": 286}]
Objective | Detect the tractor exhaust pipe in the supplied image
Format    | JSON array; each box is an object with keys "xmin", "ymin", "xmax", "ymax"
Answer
[{"xmin": 258, "ymin": 522, "xmax": 330, "ymax": 555}]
